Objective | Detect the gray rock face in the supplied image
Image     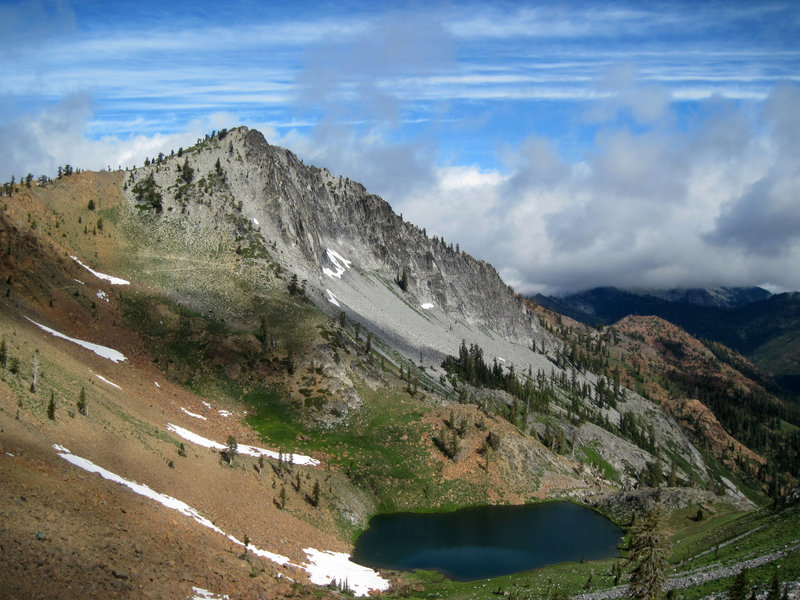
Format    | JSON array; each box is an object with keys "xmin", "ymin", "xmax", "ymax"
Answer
[
  {"xmin": 122, "ymin": 126, "xmax": 719, "ymax": 494},
  {"xmin": 238, "ymin": 128, "xmax": 531, "ymax": 336}
]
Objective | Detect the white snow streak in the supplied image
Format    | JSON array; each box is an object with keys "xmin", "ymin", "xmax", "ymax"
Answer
[
  {"xmin": 154, "ymin": 381, "xmax": 161, "ymax": 388},
  {"xmin": 303, "ymin": 548, "xmax": 390, "ymax": 596},
  {"xmin": 420, "ymin": 303, "xmax": 434, "ymax": 310},
  {"xmin": 326, "ymin": 289, "xmax": 340, "ymax": 307},
  {"xmin": 180, "ymin": 407, "xmax": 207, "ymax": 421},
  {"xmin": 53, "ymin": 445, "xmax": 386, "ymax": 597},
  {"xmin": 95, "ymin": 374, "xmax": 121, "ymax": 389},
  {"xmin": 252, "ymin": 218, "xmax": 259, "ymax": 226},
  {"xmin": 218, "ymin": 410, "xmax": 233, "ymax": 417},
  {"xmin": 166, "ymin": 423, "xmax": 320, "ymax": 467},
  {"xmin": 202, "ymin": 401, "xmax": 211, "ymax": 409},
  {"xmin": 52, "ymin": 444, "xmax": 291, "ymax": 566},
  {"xmin": 25, "ymin": 317, "xmax": 127, "ymax": 363},
  {"xmin": 71, "ymin": 256, "xmax": 130, "ymax": 285},
  {"xmin": 322, "ymin": 248, "xmax": 351, "ymax": 279},
  {"xmin": 73, "ymin": 278, "xmax": 85, "ymax": 285}
]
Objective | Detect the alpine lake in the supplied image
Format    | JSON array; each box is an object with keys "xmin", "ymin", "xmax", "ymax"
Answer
[{"xmin": 352, "ymin": 501, "xmax": 623, "ymax": 581}]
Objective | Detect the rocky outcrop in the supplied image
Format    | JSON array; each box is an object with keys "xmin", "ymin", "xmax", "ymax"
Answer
[{"xmin": 123, "ymin": 127, "xmax": 535, "ymax": 342}]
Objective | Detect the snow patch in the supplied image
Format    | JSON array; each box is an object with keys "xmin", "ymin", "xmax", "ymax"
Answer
[
  {"xmin": 191, "ymin": 587, "xmax": 230, "ymax": 600},
  {"xmin": 218, "ymin": 410, "xmax": 233, "ymax": 417},
  {"xmin": 166, "ymin": 423, "xmax": 319, "ymax": 466},
  {"xmin": 322, "ymin": 248, "xmax": 351, "ymax": 279},
  {"xmin": 26, "ymin": 317, "xmax": 127, "ymax": 363},
  {"xmin": 53, "ymin": 445, "xmax": 385, "ymax": 597},
  {"xmin": 95, "ymin": 374, "xmax": 121, "ymax": 389},
  {"xmin": 303, "ymin": 548, "xmax": 390, "ymax": 596},
  {"xmin": 420, "ymin": 303, "xmax": 434, "ymax": 310},
  {"xmin": 252, "ymin": 218, "xmax": 259, "ymax": 226},
  {"xmin": 71, "ymin": 256, "xmax": 130, "ymax": 285},
  {"xmin": 53, "ymin": 444, "xmax": 292, "ymax": 568},
  {"xmin": 73, "ymin": 278, "xmax": 85, "ymax": 285},
  {"xmin": 96, "ymin": 290, "xmax": 109, "ymax": 303},
  {"xmin": 180, "ymin": 407, "xmax": 207, "ymax": 421},
  {"xmin": 154, "ymin": 381, "xmax": 161, "ymax": 388},
  {"xmin": 326, "ymin": 289, "xmax": 340, "ymax": 307}
]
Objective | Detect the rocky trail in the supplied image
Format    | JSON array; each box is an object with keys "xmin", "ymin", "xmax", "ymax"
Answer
[{"xmin": 572, "ymin": 539, "xmax": 800, "ymax": 600}]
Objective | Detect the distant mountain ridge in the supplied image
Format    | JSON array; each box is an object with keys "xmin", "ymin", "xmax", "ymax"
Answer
[
  {"xmin": 630, "ymin": 286, "xmax": 771, "ymax": 308},
  {"xmin": 533, "ymin": 286, "xmax": 800, "ymax": 394}
]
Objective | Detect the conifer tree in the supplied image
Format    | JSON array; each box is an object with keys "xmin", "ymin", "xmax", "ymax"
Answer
[
  {"xmin": 766, "ymin": 570, "xmax": 781, "ymax": 600},
  {"xmin": 225, "ymin": 435, "xmax": 238, "ymax": 464},
  {"xmin": 728, "ymin": 568, "xmax": 749, "ymax": 600},
  {"xmin": 77, "ymin": 386, "xmax": 87, "ymax": 416},
  {"xmin": 311, "ymin": 480, "xmax": 320, "ymax": 507},
  {"xmin": 30, "ymin": 353, "xmax": 39, "ymax": 393},
  {"xmin": 627, "ymin": 508, "xmax": 669, "ymax": 600},
  {"xmin": 47, "ymin": 392, "xmax": 56, "ymax": 420}
]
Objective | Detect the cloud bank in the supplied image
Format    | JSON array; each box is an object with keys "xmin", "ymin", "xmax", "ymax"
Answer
[{"xmin": 1, "ymin": 1, "xmax": 799, "ymax": 295}]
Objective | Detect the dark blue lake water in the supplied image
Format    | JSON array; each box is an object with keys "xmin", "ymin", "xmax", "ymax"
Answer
[{"xmin": 351, "ymin": 501, "xmax": 622, "ymax": 581}]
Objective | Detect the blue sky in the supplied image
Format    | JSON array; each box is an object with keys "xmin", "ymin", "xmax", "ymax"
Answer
[{"xmin": 2, "ymin": 0, "xmax": 799, "ymax": 294}]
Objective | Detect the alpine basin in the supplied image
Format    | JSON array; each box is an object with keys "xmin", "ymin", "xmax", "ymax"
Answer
[{"xmin": 351, "ymin": 501, "xmax": 622, "ymax": 581}]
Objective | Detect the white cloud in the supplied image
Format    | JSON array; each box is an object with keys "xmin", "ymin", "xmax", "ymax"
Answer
[
  {"xmin": 394, "ymin": 82, "xmax": 800, "ymax": 295},
  {"xmin": 0, "ymin": 98, "xmax": 239, "ymax": 179}
]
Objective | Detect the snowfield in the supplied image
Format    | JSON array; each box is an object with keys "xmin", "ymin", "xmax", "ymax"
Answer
[
  {"xmin": 166, "ymin": 423, "xmax": 320, "ymax": 466},
  {"xmin": 71, "ymin": 256, "xmax": 130, "ymax": 285},
  {"xmin": 303, "ymin": 548, "xmax": 390, "ymax": 596},
  {"xmin": 53, "ymin": 445, "xmax": 387, "ymax": 596},
  {"xmin": 26, "ymin": 317, "xmax": 127, "ymax": 363},
  {"xmin": 420, "ymin": 303, "xmax": 434, "ymax": 310},
  {"xmin": 322, "ymin": 248, "xmax": 351, "ymax": 279}
]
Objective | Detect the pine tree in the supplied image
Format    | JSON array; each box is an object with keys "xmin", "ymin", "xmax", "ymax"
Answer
[
  {"xmin": 279, "ymin": 485, "xmax": 286, "ymax": 509},
  {"xmin": 47, "ymin": 392, "xmax": 56, "ymax": 420},
  {"xmin": 627, "ymin": 508, "xmax": 669, "ymax": 600},
  {"xmin": 311, "ymin": 480, "xmax": 320, "ymax": 507},
  {"xmin": 226, "ymin": 435, "xmax": 238, "ymax": 464},
  {"xmin": 30, "ymin": 353, "xmax": 39, "ymax": 393},
  {"xmin": 766, "ymin": 570, "xmax": 781, "ymax": 600},
  {"xmin": 77, "ymin": 386, "xmax": 87, "ymax": 416},
  {"xmin": 728, "ymin": 568, "xmax": 749, "ymax": 600},
  {"xmin": 0, "ymin": 336, "xmax": 7, "ymax": 370}
]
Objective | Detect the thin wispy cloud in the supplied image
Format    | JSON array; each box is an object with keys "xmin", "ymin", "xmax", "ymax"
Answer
[{"xmin": 1, "ymin": 0, "xmax": 798, "ymax": 294}]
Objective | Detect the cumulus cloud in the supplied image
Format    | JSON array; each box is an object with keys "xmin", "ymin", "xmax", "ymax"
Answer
[
  {"xmin": 0, "ymin": 96, "xmax": 239, "ymax": 180},
  {"xmin": 393, "ymin": 81, "xmax": 800, "ymax": 295},
  {"xmin": 704, "ymin": 83, "xmax": 800, "ymax": 258}
]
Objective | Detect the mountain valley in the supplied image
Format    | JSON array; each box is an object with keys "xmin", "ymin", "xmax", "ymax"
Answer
[{"xmin": 1, "ymin": 127, "xmax": 798, "ymax": 599}]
